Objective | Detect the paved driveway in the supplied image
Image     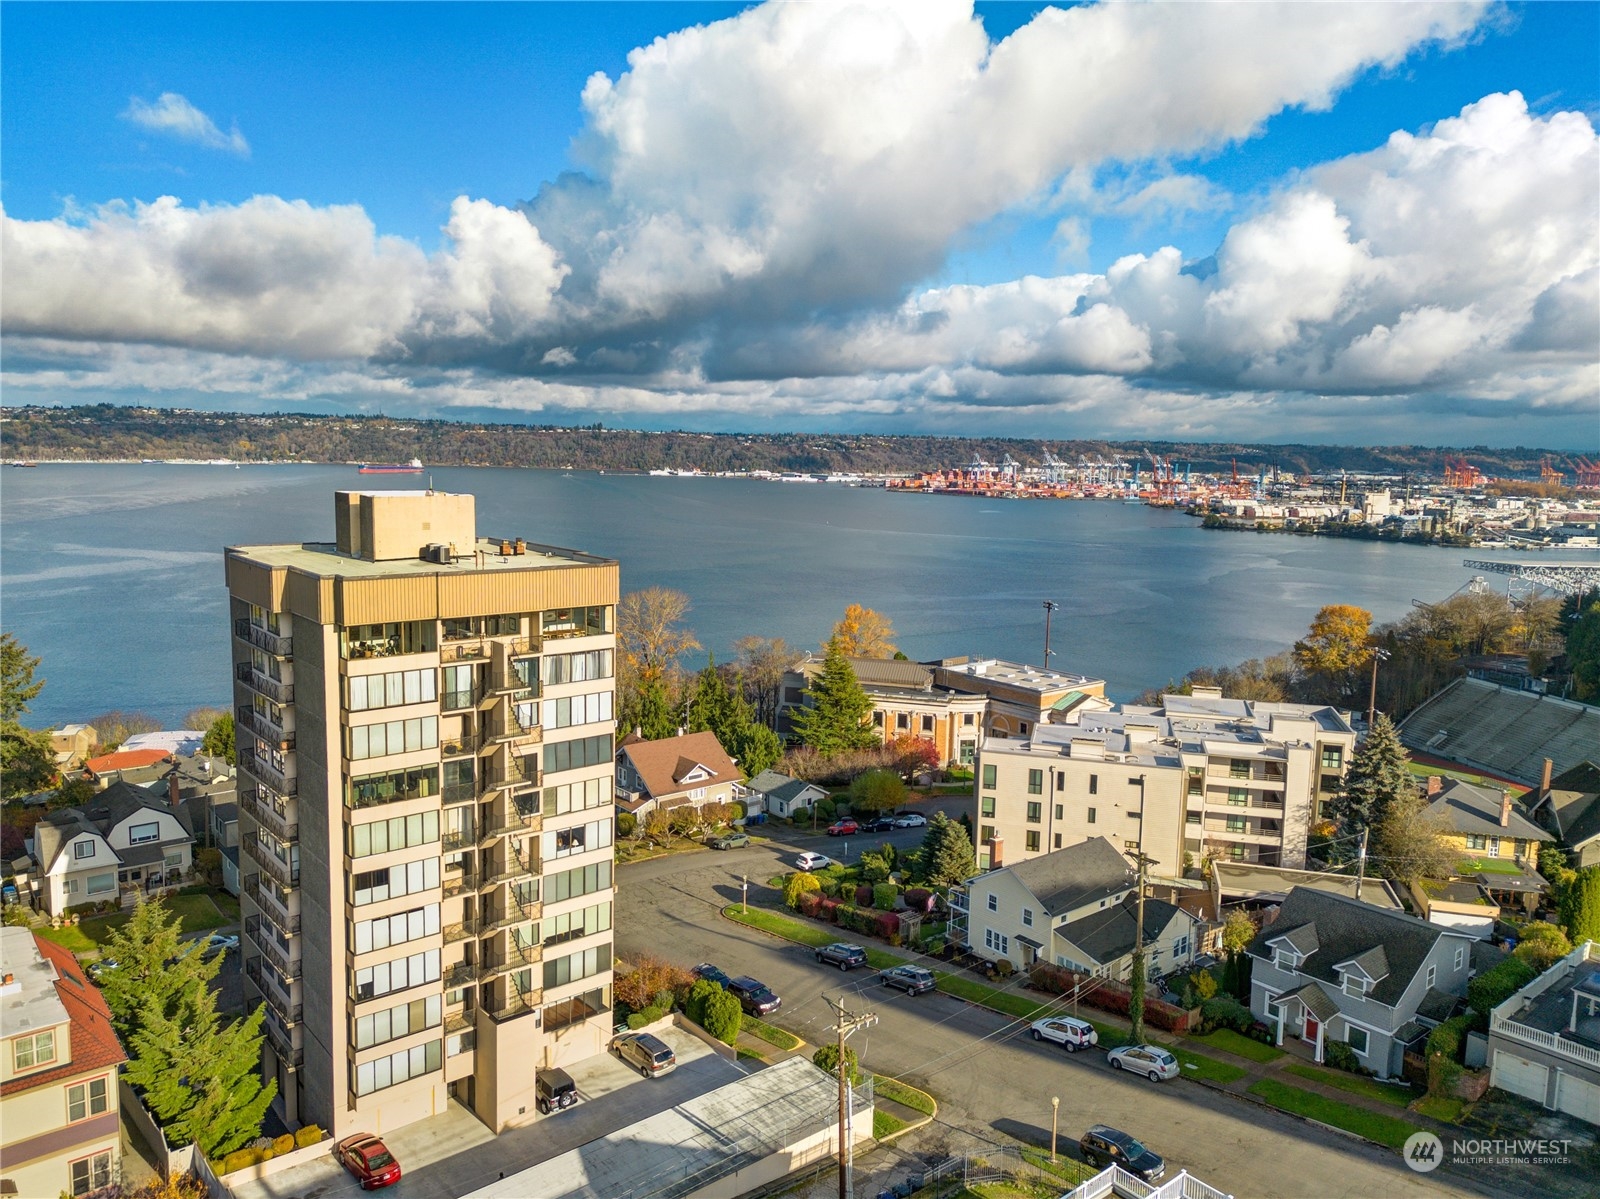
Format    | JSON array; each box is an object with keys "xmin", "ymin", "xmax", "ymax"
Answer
[
  {"xmin": 616, "ymin": 848, "xmax": 1521, "ymax": 1199},
  {"xmin": 230, "ymin": 1027, "xmax": 743, "ymax": 1199}
]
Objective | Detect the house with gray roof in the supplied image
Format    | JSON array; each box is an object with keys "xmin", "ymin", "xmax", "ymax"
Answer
[
  {"xmin": 1488, "ymin": 940, "xmax": 1600, "ymax": 1125},
  {"xmin": 1247, "ymin": 886, "xmax": 1474, "ymax": 1078},
  {"xmin": 744, "ymin": 770, "xmax": 827, "ymax": 821},
  {"xmin": 29, "ymin": 782, "xmax": 194, "ymax": 916},
  {"xmin": 1531, "ymin": 761, "xmax": 1600, "ymax": 868}
]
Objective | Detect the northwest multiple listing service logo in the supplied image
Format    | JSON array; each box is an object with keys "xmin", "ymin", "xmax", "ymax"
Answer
[{"xmin": 1403, "ymin": 1131, "xmax": 1573, "ymax": 1173}]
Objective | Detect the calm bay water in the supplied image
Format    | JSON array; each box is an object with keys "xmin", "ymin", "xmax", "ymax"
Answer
[{"xmin": 0, "ymin": 463, "xmax": 1554, "ymax": 726}]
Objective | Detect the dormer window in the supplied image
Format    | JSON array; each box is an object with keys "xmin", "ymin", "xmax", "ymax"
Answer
[
  {"xmin": 1274, "ymin": 947, "xmax": 1301, "ymax": 971},
  {"xmin": 1342, "ymin": 975, "xmax": 1369, "ymax": 998},
  {"xmin": 73, "ymin": 840, "xmax": 95, "ymax": 860}
]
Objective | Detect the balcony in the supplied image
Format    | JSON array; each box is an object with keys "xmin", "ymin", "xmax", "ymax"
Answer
[
  {"xmin": 441, "ymin": 638, "xmax": 491, "ymax": 663},
  {"xmin": 483, "ymin": 942, "xmax": 541, "ymax": 976},
  {"xmin": 444, "ymin": 1009, "xmax": 474, "ymax": 1036},
  {"xmin": 480, "ymin": 858, "xmax": 537, "ymax": 887},
  {"xmin": 443, "ymin": 961, "xmax": 480, "ymax": 988},
  {"xmin": 483, "ymin": 899, "xmax": 541, "ymax": 933},
  {"xmin": 443, "ymin": 917, "xmax": 478, "ymax": 944},
  {"xmin": 441, "ymin": 687, "xmax": 482, "ymax": 713},
  {"xmin": 248, "ymin": 750, "xmax": 297, "ymax": 797},
  {"xmin": 236, "ymin": 705, "xmax": 295, "ymax": 752},
  {"xmin": 246, "ymin": 840, "xmax": 300, "ymax": 890},
  {"xmin": 235, "ymin": 618, "xmax": 293, "ymax": 658},
  {"xmin": 484, "ymin": 991, "xmax": 539, "ymax": 1022},
  {"xmin": 441, "ymin": 828, "xmax": 477, "ymax": 852},
  {"xmin": 244, "ymin": 956, "xmax": 301, "ymax": 1027},
  {"xmin": 442, "ymin": 731, "xmax": 478, "ymax": 758},
  {"xmin": 442, "ymin": 866, "xmax": 478, "ymax": 899},
  {"xmin": 263, "ymin": 1012, "xmax": 302, "ymax": 1069},
  {"xmin": 442, "ymin": 781, "xmax": 477, "ymax": 806},
  {"xmin": 486, "ymin": 756, "xmax": 539, "ymax": 794},
  {"xmin": 247, "ymin": 916, "xmax": 301, "ymax": 983},
  {"xmin": 242, "ymin": 788, "xmax": 298, "ymax": 842},
  {"xmin": 236, "ymin": 661, "xmax": 294, "ymax": 705},
  {"xmin": 244, "ymin": 873, "xmax": 297, "ymax": 929}
]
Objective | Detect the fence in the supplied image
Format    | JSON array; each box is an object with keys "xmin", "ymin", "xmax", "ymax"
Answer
[{"xmin": 119, "ymin": 1079, "xmax": 193, "ymax": 1178}]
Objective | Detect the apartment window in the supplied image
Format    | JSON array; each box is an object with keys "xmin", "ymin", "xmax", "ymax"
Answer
[
  {"xmin": 343, "ymin": 620, "xmax": 432, "ymax": 659},
  {"xmin": 66, "ymin": 1077, "xmax": 109, "ymax": 1122},
  {"xmin": 349, "ymin": 715, "xmax": 439, "ymax": 760},
  {"xmin": 980, "ymin": 824, "xmax": 995, "ymax": 845},
  {"xmin": 1087, "ymin": 807, "xmax": 1096, "ymax": 824},
  {"xmin": 542, "ymin": 690, "xmax": 613, "ymax": 731},
  {"xmin": 1321, "ymin": 746, "xmax": 1343, "ymax": 770},
  {"xmin": 128, "ymin": 822, "xmax": 160, "ymax": 845},
  {"xmin": 441, "ymin": 663, "xmax": 477, "ymax": 711},
  {"xmin": 541, "ymin": 605, "xmax": 610, "ymax": 638},
  {"xmin": 1025, "ymin": 831, "xmax": 1040, "ymax": 852},
  {"xmin": 543, "ymin": 901, "xmax": 612, "ymax": 947},
  {"xmin": 1053, "ymin": 834, "xmax": 1062, "ymax": 849},
  {"xmin": 1229, "ymin": 844, "xmax": 1247, "ymax": 860},
  {"xmin": 13, "ymin": 1030, "xmax": 55, "ymax": 1069},
  {"xmin": 1229, "ymin": 759, "xmax": 1250, "ymax": 779},
  {"xmin": 920, "ymin": 714, "xmax": 934, "ymax": 734},
  {"xmin": 349, "ymin": 668, "xmax": 438, "ymax": 712},
  {"xmin": 1346, "ymin": 1027, "xmax": 1369, "ymax": 1056},
  {"xmin": 1186, "ymin": 767, "xmax": 1204, "ymax": 796},
  {"xmin": 352, "ymin": 858, "xmax": 440, "ymax": 906},
  {"xmin": 1054, "ymin": 804, "xmax": 1063, "ymax": 819},
  {"xmin": 982, "ymin": 764, "xmax": 997, "ymax": 790},
  {"xmin": 74, "ymin": 839, "xmax": 95, "ymax": 860},
  {"xmin": 1454, "ymin": 946, "xmax": 1466, "ymax": 970},
  {"xmin": 981, "ymin": 797, "xmax": 995, "ymax": 818},
  {"xmin": 1320, "ymin": 774, "xmax": 1341, "ymax": 793},
  {"xmin": 1226, "ymin": 816, "xmax": 1247, "ymax": 833},
  {"xmin": 1027, "ymin": 770, "xmax": 1043, "ymax": 795},
  {"xmin": 350, "ymin": 811, "xmax": 440, "ymax": 858},
  {"xmin": 353, "ymin": 904, "xmax": 441, "ymax": 954},
  {"xmin": 1019, "ymin": 722, "xmax": 1030, "ymax": 736},
  {"xmin": 1465, "ymin": 833, "xmax": 1487, "ymax": 851},
  {"xmin": 544, "ymin": 943, "xmax": 608, "ymax": 988},
  {"xmin": 543, "ymin": 817, "xmax": 614, "ymax": 861},
  {"xmin": 1187, "ymin": 812, "xmax": 1202, "ymax": 825},
  {"xmin": 354, "ymin": 948, "xmax": 440, "ymax": 1002},
  {"xmin": 872, "ymin": 711, "xmax": 884, "ymax": 727},
  {"xmin": 987, "ymin": 893, "xmax": 998, "ymax": 912},
  {"xmin": 544, "ymin": 734, "xmax": 613, "ymax": 775},
  {"xmin": 1227, "ymin": 788, "xmax": 1249, "ymax": 806},
  {"xmin": 544, "ymin": 649, "xmax": 613, "ymax": 684},
  {"xmin": 353, "ymin": 1040, "xmax": 443, "ymax": 1097},
  {"xmin": 1055, "ymin": 773, "xmax": 1065, "ymax": 792},
  {"xmin": 69, "ymin": 1150, "xmax": 113, "ymax": 1197},
  {"xmin": 1026, "ymin": 802, "xmax": 1042, "ymax": 824},
  {"xmin": 1088, "ymin": 774, "xmax": 1098, "ymax": 795},
  {"xmin": 895, "ymin": 713, "xmax": 910, "ymax": 731},
  {"xmin": 354, "ymin": 995, "xmax": 442, "ymax": 1050},
  {"xmin": 543, "ymin": 777, "xmax": 609, "ymax": 816},
  {"xmin": 1124, "ymin": 839, "xmax": 1140, "ymax": 853},
  {"xmin": 545, "ymin": 860, "xmax": 611, "ymax": 903}
]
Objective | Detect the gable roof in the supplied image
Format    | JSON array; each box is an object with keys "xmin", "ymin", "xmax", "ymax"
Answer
[
  {"xmin": 1334, "ymin": 945, "xmax": 1390, "ymax": 983},
  {"xmin": 1539, "ymin": 761, "xmax": 1600, "ymax": 847},
  {"xmin": 1266, "ymin": 922, "xmax": 1320, "ymax": 958},
  {"xmin": 83, "ymin": 747, "xmax": 172, "ymax": 775},
  {"xmin": 1002, "ymin": 837, "xmax": 1132, "ymax": 916},
  {"xmin": 1247, "ymin": 887, "xmax": 1463, "ymax": 1007},
  {"xmin": 1425, "ymin": 780, "xmax": 1550, "ymax": 842},
  {"xmin": 37, "ymin": 781, "xmax": 190, "ymax": 872},
  {"xmin": 1279, "ymin": 981, "xmax": 1341, "ymax": 1024},
  {"xmin": 77, "ymin": 780, "xmax": 182, "ymax": 834},
  {"xmin": 618, "ymin": 731, "xmax": 740, "ymax": 800},
  {"xmin": 1054, "ymin": 894, "xmax": 1189, "ymax": 966},
  {"xmin": 0, "ymin": 935, "xmax": 126, "ymax": 1098}
]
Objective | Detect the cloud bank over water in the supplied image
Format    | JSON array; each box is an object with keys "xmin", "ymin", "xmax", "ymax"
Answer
[{"xmin": 3, "ymin": 1, "xmax": 1595, "ymax": 445}]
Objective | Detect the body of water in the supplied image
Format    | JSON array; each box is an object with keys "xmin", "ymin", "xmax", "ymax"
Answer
[{"xmin": 0, "ymin": 463, "xmax": 1569, "ymax": 726}]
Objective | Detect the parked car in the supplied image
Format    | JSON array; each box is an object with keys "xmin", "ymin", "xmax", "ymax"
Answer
[
  {"xmin": 815, "ymin": 942, "xmax": 868, "ymax": 970},
  {"xmin": 880, "ymin": 965, "xmax": 937, "ymax": 994},
  {"xmin": 826, "ymin": 818, "xmax": 859, "ymax": 836},
  {"xmin": 795, "ymin": 851, "xmax": 832, "ymax": 871},
  {"xmin": 199, "ymin": 933, "xmax": 240, "ymax": 958},
  {"xmin": 892, "ymin": 812, "xmax": 927, "ymax": 827},
  {"xmin": 335, "ymin": 1134, "xmax": 403, "ymax": 1190},
  {"xmin": 86, "ymin": 958, "xmax": 118, "ymax": 981},
  {"xmin": 536, "ymin": 1067, "xmax": 578, "ymax": 1114},
  {"xmin": 1030, "ymin": 1016, "xmax": 1098, "ymax": 1052},
  {"xmin": 708, "ymin": 832, "xmax": 750, "ymax": 850},
  {"xmin": 614, "ymin": 1031, "xmax": 678, "ymax": 1077},
  {"xmin": 692, "ymin": 962, "xmax": 732, "ymax": 988},
  {"xmin": 727, "ymin": 975, "xmax": 782, "ymax": 1015},
  {"xmin": 1078, "ymin": 1125, "xmax": 1165, "ymax": 1182},
  {"xmin": 860, "ymin": 816, "xmax": 896, "ymax": 833},
  {"xmin": 1106, "ymin": 1044, "xmax": 1181, "ymax": 1082}
]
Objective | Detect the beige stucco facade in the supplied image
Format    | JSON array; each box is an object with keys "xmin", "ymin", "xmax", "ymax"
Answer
[{"xmin": 228, "ymin": 491, "xmax": 619, "ymax": 1139}]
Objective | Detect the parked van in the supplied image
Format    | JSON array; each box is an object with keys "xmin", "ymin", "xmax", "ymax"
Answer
[{"xmin": 616, "ymin": 1032, "xmax": 677, "ymax": 1077}]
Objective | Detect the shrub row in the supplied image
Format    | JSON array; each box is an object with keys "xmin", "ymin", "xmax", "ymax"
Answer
[
  {"xmin": 1028, "ymin": 963, "xmax": 1199, "ymax": 1033},
  {"xmin": 218, "ymin": 1126, "xmax": 322, "ymax": 1174},
  {"xmin": 795, "ymin": 892, "xmax": 905, "ymax": 945}
]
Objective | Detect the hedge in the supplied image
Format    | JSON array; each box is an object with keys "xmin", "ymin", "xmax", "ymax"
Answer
[
  {"xmin": 1029, "ymin": 963, "xmax": 1199, "ymax": 1033},
  {"xmin": 294, "ymin": 1125, "xmax": 324, "ymax": 1149},
  {"xmin": 1468, "ymin": 957, "xmax": 1537, "ymax": 1016}
]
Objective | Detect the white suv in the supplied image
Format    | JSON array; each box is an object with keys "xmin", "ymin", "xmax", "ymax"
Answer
[{"xmin": 1029, "ymin": 1016, "xmax": 1098, "ymax": 1052}]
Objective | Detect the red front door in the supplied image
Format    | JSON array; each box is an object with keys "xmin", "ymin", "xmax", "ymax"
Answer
[{"xmin": 1304, "ymin": 1014, "xmax": 1320, "ymax": 1044}]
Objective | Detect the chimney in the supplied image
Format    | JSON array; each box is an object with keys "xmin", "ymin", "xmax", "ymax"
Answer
[
  {"xmin": 1540, "ymin": 757, "xmax": 1553, "ymax": 801},
  {"xmin": 1500, "ymin": 789, "xmax": 1512, "ymax": 828},
  {"xmin": 989, "ymin": 835, "xmax": 1004, "ymax": 868},
  {"xmin": 169, "ymin": 773, "xmax": 181, "ymax": 809},
  {"xmin": 1426, "ymin": 775, "xmax": 1443, "ymax": 797}
]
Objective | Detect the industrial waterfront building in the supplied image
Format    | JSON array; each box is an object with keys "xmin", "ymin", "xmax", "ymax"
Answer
[{"xmin": 226, "ymin": 490, "xmax": 618, "ymax": 1137}]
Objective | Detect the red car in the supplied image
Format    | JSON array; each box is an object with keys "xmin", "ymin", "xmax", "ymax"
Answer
[
  {"xmin": 335, "ymin": 1134, "xmax": 402, "ymax": 1190},
  {"xmin": 826, "ymin": 819, "xmax": 858, "ymax": 836}
]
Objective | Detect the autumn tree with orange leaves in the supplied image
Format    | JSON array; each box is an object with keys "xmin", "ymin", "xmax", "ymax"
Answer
[{"xmin": 829, "ymin": 603, "xmax": 898, "ymax": 658}]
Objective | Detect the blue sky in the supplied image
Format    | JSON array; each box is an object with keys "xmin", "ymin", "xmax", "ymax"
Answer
[{"xmin": 3, "ymin": 2, "xmax": 1597, "ymax": 448}]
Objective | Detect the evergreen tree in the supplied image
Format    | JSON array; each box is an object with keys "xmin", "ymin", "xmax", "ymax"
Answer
[
  {"xmin": 0, "ymin": 633, "xmax": 55, "ymax": 799},
  {"xmin": 790, "ymin": 641, "xmax": 877, "ymax": 754},
  {"xmin": 727, "ymin": 722, "xmax": 782, "ymax": 780},
  {"xmin": 1325, "ymin": 713, "xmax": 1412, "ymax": 845},
  {"xmin": 630, "ymin": 677, "xmax": 678, "ymax": 741},
  {"xmin": 1560, "ymin": 865, "xmax": 1600, "ymax": 944},
  {"xmin": 918, "ymin": 812, "xmax": 977, "ymax": 889},
  {"xmin": 200, "ymin": 713, "xmax": 236, "ymax": 765},
  {"xmin": 99, "ymin": 898, "xmax": 220, "ymax": 1045},
  {"xmin": 687, "ymin": 657, "xmax": 783, "ymax": 778}
]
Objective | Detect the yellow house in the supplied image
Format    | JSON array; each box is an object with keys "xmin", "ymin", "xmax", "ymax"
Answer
[
  {"xmin": 1423, "ymin": 777, "xmax": 1552, "ymax": 874},
  {"xmin": 0, "ymin": 927, "xmax": 127, "ymax": 1199}
]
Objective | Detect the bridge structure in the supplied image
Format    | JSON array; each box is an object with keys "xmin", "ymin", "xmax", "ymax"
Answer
[{"xmin": 1463, "ymin": 559, "xmax": 1600, "ymax": 599}]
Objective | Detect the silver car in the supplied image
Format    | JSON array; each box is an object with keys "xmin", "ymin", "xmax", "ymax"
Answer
[{"xmin": 1107, "ymin": 1044, "xmax": 1180, "ymax": 1081}]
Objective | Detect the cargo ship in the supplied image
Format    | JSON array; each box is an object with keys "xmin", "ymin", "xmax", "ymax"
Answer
[{"xmin": 358, "ymin": 458, "xmax": 424, "ymax": 474}]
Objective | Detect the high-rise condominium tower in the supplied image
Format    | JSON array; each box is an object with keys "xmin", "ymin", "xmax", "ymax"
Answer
[{"xmin": 227, "ymin": 490, "xmax": 618, "ymax": 1136}]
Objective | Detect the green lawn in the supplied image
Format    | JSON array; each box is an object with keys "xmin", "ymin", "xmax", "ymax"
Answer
[
  {"xmin": 722, "ymin": 905, "xmax": 898, "ymax": 970},
  {"xmin": 1248, "ymin": 1079, "xmax": 1422, "ymax": 1149},
  {"xmin": 1171, "ymin": 1047, "xmax": 1248, "ymax": 1085},
  {"xmin": 1019, "ymin": 1148, "xmax": 1096, "ymax": 1189},
  {"xmin": 872, "ymin": 1075, "xmax": 936, "ymax": 1116},
  {"xmin": 35, "ymin": 893, "xmax": 231, "ymax": 954},
  {"xmin": 743, "ymin": 1017, "xmax": 802, "ymax": 1052},
  {"xmin": 935, "ymin": 973, "xmax": 1049, "ymax": 1020},
  {"xmin": 1283, "ymin": 1063, "xmax": 1416, "ymax": 1108},
  {"xmin": 1412, "ymin": 1094, "xmax": 1468, "ymax": 1123},
  {"xmin": 873, "ymin": 1110, "xmax": 909, "ymax": 1139},
  {"xmin": 1195, "ymin": 1028, "xmax": 1284, "ymax": 1062},
  {"xmin": 1458, "ymin": 857, "xmax": 1522, "ymax": 875}
]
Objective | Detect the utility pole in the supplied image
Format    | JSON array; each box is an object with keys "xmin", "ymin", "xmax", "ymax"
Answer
[
  {"xmin": 1042, "ymin": 600, "xmax": 1060, "ymax": 669},
  {"xmin": 741, "ymin": 873, "xmax": 748, "ymax": 914},
  {"xmin": 830, "ymin": 996, "xmax": 877, "ymax": 1199},
  {"xmin": 1128, "ymin": 774, "xmax": 1152, "ymax": 1044},
  {"xmin": 1366, "ymin": 647, "xmax": 1390, "ymax": 730},
  {"xmin": 1355, "ymin": 825, "xmax": 1369, "ymax": 902}
]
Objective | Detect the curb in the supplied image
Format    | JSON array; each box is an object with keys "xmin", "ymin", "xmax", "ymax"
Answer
[{"xmin": 871, "ymin": 1076, "xmax": 937, "ymax": 1144}]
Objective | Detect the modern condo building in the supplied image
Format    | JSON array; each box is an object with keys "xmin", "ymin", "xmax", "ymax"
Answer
[{"xmin": 227, "ymin": 490, "xmax": 618, "ymax": 1138}]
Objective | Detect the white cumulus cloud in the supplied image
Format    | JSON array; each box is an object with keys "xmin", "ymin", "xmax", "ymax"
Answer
[{"xmin": 123, "ymin": 92, "xmax": 250, "ymax": 156}]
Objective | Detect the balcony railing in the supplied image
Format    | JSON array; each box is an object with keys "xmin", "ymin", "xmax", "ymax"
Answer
[
  {"xmin": 483, "ymin": 901, "xmax": 541, "ymax": 933},
  {"xmin": 442, "ymin": 732, "xmax": 478, "ymax": 757},
  {"xmin": 486, "ymin": 756, "xmax": 539, "ymax": 792},
  {"xmin": 244, "ymin": 873, "xmax": 297, "ymax": 928},
  {"xmin": 441, "ymin": 638, "xmax": 491, "ymax": 663},
  {"xmin": 484, "ymin": 991, "xmax": 539, "ymax": 1022},
  {"xmin": 249, "ymin": 751, "xmax": 297, "ymax": 797},
  {"xmin": 443, "ymin": 781, "xmax": 477, "ymax": 806},
  {"xmin": 244, "ymin": 957, "xmax": 301, "ymax": 1027},
  {"xmin": 246, "ymin": 841, "xmax": 300, "ymax": 890},
  {"xmin": 443, "ymin": 961, "xmax": 480, "ymax": 988},
  {"xmin": 443, "ymin": 918, "xmax": 478, "ymax": 944},
  {"xmin": 263, "ymin": 1013, "xmax": 303, "ymax": 1069},
  {"xmin": 444, "ymin": 1009, "xmax": 474, "ymax": 1035},
  {"xmin": 442, "ymin": 867, "xmax": 478, "ymax": 900},
  {"xmin": 241, "ymin": 788, "xmax": 298, "ymax": 842},
  {"xmin": 441, "ymin": 828, "xmax": 476, "ymax": 852},
  {"xmin": 235, "ymin": 618, "xmax": 293, "ymax": 658},
  {"xmin": 483, "ymin": 942, "xmax": 540, "ymax": 975},
  {"xmin": 247, "ymin": 916, "xmax": 302, "ymax": 982},
  {"xmin": 236, "ymin": 661, "xmax": 294, "ymax": 705},
  {"xmin": 441, "ymin": 687, "xmax": 482, "ymax": 712},
  {"xmin": 237, "ymin": 706, "xmax": 295, "ymax": 752},
  {"xmin": 481, "ymin": 858, "xmax": 537, "ymax": 887}
]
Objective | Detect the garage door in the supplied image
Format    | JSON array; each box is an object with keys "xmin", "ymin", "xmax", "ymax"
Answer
[
  {"xmin": 1492, "ymin": 1051, "xmax": 1548, "ymax": 1103},
  {"xmin": 1555, "ymin": 1073, "xmax": 1600, "ymax": 1125}
]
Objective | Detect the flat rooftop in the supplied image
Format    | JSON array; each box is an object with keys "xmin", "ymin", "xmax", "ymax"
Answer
[
  {"xmin": 0, "ymin": 926, "xmax": 69, "ymax": 1033},
  {"xmin": 938, "ymin": 658, "xmax": 1103, "ymax": 691},
  {"xmin": 226, "ymin": 537, "xmax": 615, "ymax": 579}
]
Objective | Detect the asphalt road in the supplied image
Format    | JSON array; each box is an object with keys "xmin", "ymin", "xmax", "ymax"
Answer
[{"xmin": 616, "ymin": 823, "xmax": 1498, "ymax": 1199}]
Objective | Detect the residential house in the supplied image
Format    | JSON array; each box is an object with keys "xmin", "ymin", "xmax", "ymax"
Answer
[
  {"xmin": 957, "ymin": 837, "xmax": 1197, "ymax": 982},
  {"xmin": 164, "ymin": 752, "xmax": 238, "ymax": 850},
  {"xmin": 1531, "ymin": 761, "xmax": 1600, "ymax": 868},
  {"xmin": 30, "ymin": 782, "xmax": 195, "ymax": 916},
  {"xmin": 81, "ymin": 748, "xmax": 172, "ymax": 789},
  {"xmin": 1408, "ymin": 878, "xmax": 1501, "ymax": 941},
  {"xmin": 1487, "ymin": 940, "xmax": 1600, "ymax": 1125},
  {"xmin": 0, "ymin": 927, "xmax": 128, "ymax": 1199},
  {"xmin": 744, "ymin": 770, "xmax": 827, "ymax": 821},
  {"xmin": 1246, "ymin": 887, "xmax": 1474, "ymax": 1078},
  {"xmin": 48, "ymin": 725, "xmax": 98, "ymax": 773},
  {"xmin": 973, "ymin": 687, "xmax": 1354, "ymax": 874},
  {"xmin": 1423, "ymin": 776, "xmax": 1553, "ymax": 912},
  {"xmin": 615, "ymin": 731, "xmax": 742, "ymax": 820}
]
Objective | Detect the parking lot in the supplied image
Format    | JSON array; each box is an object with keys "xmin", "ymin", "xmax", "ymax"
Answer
[{"xmin": 230, "ymin": 1025, "xmax": 743, "ymax": 1199}]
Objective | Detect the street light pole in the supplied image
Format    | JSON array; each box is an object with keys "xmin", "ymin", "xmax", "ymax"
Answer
[
  {"xmin": 1051, "ymin": 1096, "xmax": 1060, "ymax": 1162},
  {"xmin": 1042, "ymin": 600, "xmax": 1060, "ymax": 669}
]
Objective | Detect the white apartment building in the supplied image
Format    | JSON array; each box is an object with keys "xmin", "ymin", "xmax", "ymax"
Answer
[
  {"xmin": 227, "ymin": 490, "xmax": 618, "ymax": 1138},
  {"xmin": 974, "ymin": 688, "xmax": 1356, "ymax": 876}
]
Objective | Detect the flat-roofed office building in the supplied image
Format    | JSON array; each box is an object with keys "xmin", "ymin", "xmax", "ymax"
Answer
[{"xmin": 227, "ymin": 490, "xmax": 618, "ymax": 1137}]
